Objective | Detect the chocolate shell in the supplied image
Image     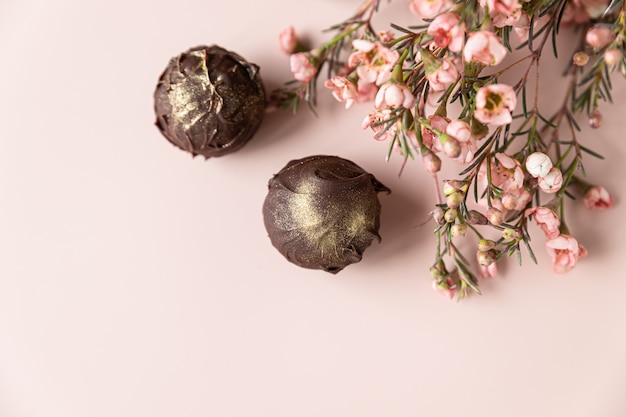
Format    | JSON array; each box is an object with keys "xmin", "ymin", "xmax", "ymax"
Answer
[
  {"xmin": 154, "ymin": 45, "xmax": 266, "ymax": 158},
  {"xmin": 263, "ymin": 155, "xmax": 390, "ymax": 274}
]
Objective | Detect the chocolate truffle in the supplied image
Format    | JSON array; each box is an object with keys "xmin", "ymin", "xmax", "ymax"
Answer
[
  {"xmin": 154, "ymin": 45, "xmax": 266, "ymax": 158},
  {"xmin": 263, "ymin": 155, "xmax": 390, "ymax": 274}
]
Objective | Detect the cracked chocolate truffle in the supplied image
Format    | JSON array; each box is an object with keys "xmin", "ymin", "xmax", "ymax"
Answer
[
  {"xmin": 263, "ymin": 155, "xmax": 390, "ymax": 274},
  {"xmin": 154, "ymin": 45, "xmax": 266, "ymax": 158}
]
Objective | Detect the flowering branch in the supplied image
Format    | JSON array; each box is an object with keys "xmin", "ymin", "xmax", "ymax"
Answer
[{"xmin": 275, "ymin": 0, "xmax": 623, "ymax": 300}]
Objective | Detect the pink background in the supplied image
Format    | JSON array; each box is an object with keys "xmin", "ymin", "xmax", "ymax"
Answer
[{"xmin": 1, "ymin": 1, "xmax": 625, "ymax": 416}]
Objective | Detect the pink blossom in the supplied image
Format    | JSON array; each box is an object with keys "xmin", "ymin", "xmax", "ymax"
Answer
[
  {"xmin": 409, "ymin": 0, "xmax": 453, "ymax": 18},
  {"xmin": 445, "ymin": 119, "xmax": 476, "ymax": 164},
  {"xmin": 427, "ymin": 12, "xmax": 466, "ymax": 52},
  {"xmin": 477, "ymin": 152, "xmax": 531, "ymax": 213},
  {"xmin": 474, "ymin": 84, "xmax": 517, "ymax": 126},
  {"xmin": 586, "ymin": 26, "xmax": 615, "ymax": 49},
  {"xmin": 545, "ymin": 234, "xmax": 588, "ymax": 274},
  {"xmin": 492, "ymin": 7, "xmax": 522, "ymax": 28},
  {"xmin": 324, "ymin": 76, "xmax": 358, "ymax": 108},
  {"xmin": 279, "ymin": 26, "xmax": 297, "ymax": 54},
  {"xmin": 525, "ymin": 206, "xmax": 561, "ymax": 239},
  {"xmin": 290, "ymin": 53, "xmax": 317, "ymax": 82},
  {"xmin": 375, "ymin": 83, "xmax": 415, "ymax": 109},
  {"xmin": 463, "ymin": 30, "xmax": 508, "ymax": 66},
  {"xmin": 583, "ymin": 185, "xmax": 613, "ymax": 210},
  {"xmin": 425, "ymin": 57, "xmax": 459, "ymax": 92},
  {"xmin": 479, "ymin": 262, "xmax": 498, "ymax": 278},
  {"xmin": 525, "ymin": 152, "xmax": 553, "ymax": 178},
  {"xmin": 480, "ymin": 0, "xmax": 522, "ymax": 27},
  {"xmin": 362, "ymin": 109, "xmax": 396, "ymax": 141},
  {"xmin": 513, "ymin": 13, "xmax": 551, "ymax": 42},
  {"xmin": 348, "ymin": 40, "xmax": 399, "ymax": 86},
  {"xmin": 421, "ymin": 114, "xmax": 450, "ymax": 152},
  {"xmin": 537, "ymin": 167, "xmax": 563, "ymax": 193},
  {"xmin": 432, "ymin": 278, "xmax": 457, "ymax": 301}
]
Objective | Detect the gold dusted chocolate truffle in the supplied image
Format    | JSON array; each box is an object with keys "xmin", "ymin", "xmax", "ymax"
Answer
[
  {"xmin": 263, "ymin": 155, "xmax": 390, "ymax": 274},
  {"xmin": 154, "ymin": 45, "xmax": 266, "ymax": 158}
]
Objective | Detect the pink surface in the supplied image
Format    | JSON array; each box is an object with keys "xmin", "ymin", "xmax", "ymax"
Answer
[{"xmin": 1, "ymin": 1, "xmax": 626, "ymax": 416}]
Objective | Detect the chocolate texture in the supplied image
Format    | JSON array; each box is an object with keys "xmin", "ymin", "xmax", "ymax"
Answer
[
  {"xmin": 154, "ymin": 45, "xmax": 266, "ymax": 158},
  {"xmin": 263, "ymin": 155, "xmax": 390, "ymax": 274}
]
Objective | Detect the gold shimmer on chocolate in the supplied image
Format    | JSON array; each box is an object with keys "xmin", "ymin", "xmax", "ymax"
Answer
[
  {"xmin": 154, "ymin": 45, "xmax": 266, "ymax": 158},
  {"xmin": 262, "ymin": 155, "xmax": 390, "ymax": 274}
]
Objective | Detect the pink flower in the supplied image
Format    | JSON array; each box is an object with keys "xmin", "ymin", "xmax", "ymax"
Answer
[
  {"xmin": 425, "ymin": 57, "xmax": 459, "ymax": 92},
  {"xmin": 537, "ymin": 167, "xmax": 563, "ymax": 193},
  {"xmin": 586, "ymin": 26, "xmax": 615, "ymax": 49},
  {"xmin": 362, "ymin": 109, "xmax": 396, "ymax": 141},
  {"xmin": 463, "ymin": 30, "xmax": 508, "ymax": 66},
  {"xmin": 583, "ymin": 185, "xmax": 613, "ymax": 210},
  {"xmin": 279, "ymin": 26, "xmax": 297, "ymax": 54},
  {"xmin": 545, "ymin": 234, "xmax": 588, "ymax": 274},
  {"xmin": 375, "ymin": 83, "xmax": 415, "ymax": 109},
  {"xmin": 324, "ymin": 76, "xmax": 358, "ymax": 108},
  {"xmin": 421, "ymin": 114, "xmax": 450, "ymax": 151},
  {"xmin": 409, "ymin": 0, "xmax": 453, "ymax": 18},
  {"xmin": 290, "ymin": 52, "xmax": 317, "ymax": 82},
  {"xmin": 480, "ymin": 0, "xmax": 522, "ymax": 27},
  {"xmin": 445, "ymin": 119, "xmax": 476, "ymax": 164},
  {"xmin": 432, "ymin": 277, "xmax": 457, "ymax": 301},
  {"xmin": 474, "ymin": 84, "xmax": 517, "ymax": 126},
  {"xmin": 477, "ymin": 152, "xmax": 530, "ymax": 213},
  {"xmin": 513, "ymin": 13, "xmax": 550, "ymax": 42},
  {"xmin": 525, "ymin": 152, "xmax": 553, "ymax": 178},
  {"xmin": 492, "ymin": 7, "xmax": 522, "ymax": 28},
  {"xmin": 348, "ymin": 40, "xmax": 400, "ymax": 86},
  {"xmin": 525, "ymin": 206, "xmax": 561, "ymax": 239},
  {"xmin": 427, "ymin": 12, "xmax": 466, "ymax": 52},
  {"xmin": 479, "ymin": 262, "xmax": 498, "ymax": 278}
]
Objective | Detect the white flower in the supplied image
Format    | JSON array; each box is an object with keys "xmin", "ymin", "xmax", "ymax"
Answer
[{"xmin": 525, "ymin": 152, "xmax": 553, "ymax": 178}]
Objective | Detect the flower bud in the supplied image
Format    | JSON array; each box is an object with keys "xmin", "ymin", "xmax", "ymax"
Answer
[
  {"xmin": 446, "ymin": 191, "xmax": 465, "ymax": 209},
  {"xmin": 477, "ymin": 239, "xmax": 496, "ymax": 251},
  {"xmin": 502, "ymin": 228, "xmax": 520, "ymax": 240},
  {"xmin": 585, "ymin": 26, "xmax": 615, "ymax": 49},
  {"xmin": 450, "ymin": 223, "xmax": 468, "ymax": 237},
  {"xmin": 583, "ymin": 185, "xmax": 613, "ymax": 210},
  {"xmin": 486, "ymin": 207, "xmax": 504, "ymax": 225},
  {"xmin": 588, "ymin": 109, "xmax": 603, "ymax": 129},
  {"xmin": 444, "ymin": 208, "xmax": 458, "ymax": 223},
  {"xmin": 430, "ymin": 260, "xmax": 448, "ymax": 278},
  {"xmin": 477, "ymin": 249, "xmax": 498, "ymax": 266},
  {"xmin": 443, "ymin": 180, "xmax": 468, "ymax": 195},
  {"xmin": 604, "ymin": 49, "xmax": 622, "ymax": 67},
  {"xmin": 538, "ymin": 167, "xmax": 563, "ymax": 193},
  {"xmin": 440, "ymin": 134, "xmax": 462, "ymax": 158},
  {"xmin": 573, "ymin": 52, "xmax": 589, "ymax": 66},
  {"xmin": 525, "ymin": 152, "xmax": 553, "ymax": 178},
  {"xmin": 432, "ymin": 207, "xmax": 446, "ymax": 225},
  {"xmin": 468, "ymin": 210, "xmax": 488, "ymax": 225},
  {"xmin": 279, "ymin": 26, "xmax": 298, "ymax": 54},
  {"xmin": 501, "ymin": 193, "xmax": 518, "ymax": 211},
  {"xmin": 422, "ymin": 151, "xmax": 442, "ymax": 173}
]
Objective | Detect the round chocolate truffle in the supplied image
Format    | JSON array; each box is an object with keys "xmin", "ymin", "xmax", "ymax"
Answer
[
  {"xmin": 154, "ymin": 45, "xmax": 266, "ymax": 158},
  {"xmin": 263, "ymin": 155, "xmax": 390, "ymax": 274}
]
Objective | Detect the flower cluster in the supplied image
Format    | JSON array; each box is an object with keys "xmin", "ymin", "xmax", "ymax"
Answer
[{"xmin": 274, "ymin": 0, "xmax": 624, "ymax": 300}]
